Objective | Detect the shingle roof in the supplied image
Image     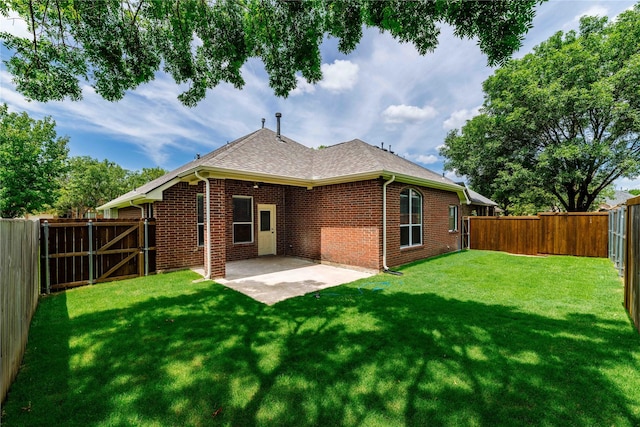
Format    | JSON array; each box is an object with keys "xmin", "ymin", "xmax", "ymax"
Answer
[
  {"xmin": 466, "ymin": 187, "xmax": 498, "ymax": 206},
  {"xmin": 312, "ymin": 139, "xmax": 452, "ymax": 185},
  {"xmin": 602, "ymin": 190, "xmax": 634, "ymax": 208},
  {"xmin": 99, "ymin": 128, "xmax": 463, "ymax": 210}
]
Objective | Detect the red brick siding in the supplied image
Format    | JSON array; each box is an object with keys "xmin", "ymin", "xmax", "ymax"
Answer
[
  {"xmin": 209, "ymin": 179, "xmax": 226, "ymax": 278},
  {"xmin": 154, "ymin": 182, "xmax": 204, "ymax": 272},
  {"xmin": 151, "ymin": 177, "xmax": 461, "ymax": 275},
  {"xmin": 286, "ymin": 180, "xmax": 383, "ymax": 270},
  {"xmin": 385, "ymin": 183, "xmax": 461, "ymax": 268},
  {"xmin": 224, "ymin": 180, "xmax": 286, "ymax": 261}
]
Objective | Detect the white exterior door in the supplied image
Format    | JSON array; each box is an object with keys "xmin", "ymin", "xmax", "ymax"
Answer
[{"xmin": 257, "ymin": 204, "xmax": 276, "ymax": 256}]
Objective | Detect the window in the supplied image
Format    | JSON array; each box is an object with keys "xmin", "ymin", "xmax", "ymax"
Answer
[
  {"xmin": 400, "ymin": 188, "xmax": 422, "ymax": 247},
  {"xmin": 197, "ymin": 194, "xmax": 204, "ymax": 246},
  {"xmin": 233, "ymin": 196, "xmax": 253, "ymax": 243},
  {"xmin": 449, "ymin": 205, "xmax": 459, "ymax": 232}
]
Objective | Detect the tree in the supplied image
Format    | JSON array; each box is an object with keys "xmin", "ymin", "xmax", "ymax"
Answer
[
  {"xmin": 630, "ymin": 189, "xmax": 640, "ymax": 196},
  {"xmin": 440, "ymin": 6, "xmax": 640, "ymax": 214},
  {"xmin": 0, "ymin": 104, "xmax": 68, "ymax": 218},
  {"xmin": 125, "ymin": 167, "xmax": 166, "ymax": 190},
  {"xmin": 55, "ymin": 157, "xmax": 166, "ymax": 217},
  {"xmin": 56, "ymin": 156, "xmax": 128, "ymax": 217},
  {"xmin": 1, "ymin": 0, "xmax": 541, "ymax": 106}
]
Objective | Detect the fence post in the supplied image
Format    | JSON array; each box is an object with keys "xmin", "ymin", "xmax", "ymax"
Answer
[
  {"xmin": 621, "ymin": 206, "xmax": 626, "ymax": 278},
  {"xmin": 609, "ymin": 210, "xmax": 614, "ymax": 261},
  {"xmin": 43, "ymin": 220, "xmax": 50, "ymax": 294},
  {"xmin": 88, "ymin": 220, "xmax": 94, "ymax": 285},
  {"xmin": 144, "ymin": 219, "xmax": 149, "ymax": 276}
]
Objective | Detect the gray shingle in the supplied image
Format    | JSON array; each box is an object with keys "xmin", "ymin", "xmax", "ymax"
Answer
[{"xmin": 100, "ymin": 128, "xmax": 462, "ymax": 210}]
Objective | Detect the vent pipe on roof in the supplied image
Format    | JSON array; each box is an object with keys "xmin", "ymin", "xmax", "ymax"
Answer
[
  {"xmin": 275, "ymin": 112, "xmax": 282, "ymax": 138},
  {"xmin": 261, "ymin": 118, "xmax": 265, "ymax": 129}
]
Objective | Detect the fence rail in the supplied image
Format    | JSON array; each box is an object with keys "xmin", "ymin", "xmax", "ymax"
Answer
[
  {"xmin": 40, "ymin": 218, "xmax": 156, "ymax": 293},
  {"xmin": 1, "ymin": 219, "xmax": 40, "ymax": 403},
  {"xmin": 466, "ymin": 212, "xmax": 609, "ymax": 258}
]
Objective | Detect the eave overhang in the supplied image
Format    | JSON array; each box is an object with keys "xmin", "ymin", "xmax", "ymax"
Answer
[{"xmin": 99, "ymin": 167, "xmax": 468, "ymax": 211}]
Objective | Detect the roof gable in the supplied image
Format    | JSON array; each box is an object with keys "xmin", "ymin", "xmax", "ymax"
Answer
[{"xmin": 100, "ymin": 128, "xmax": 464, "ymax": 210}]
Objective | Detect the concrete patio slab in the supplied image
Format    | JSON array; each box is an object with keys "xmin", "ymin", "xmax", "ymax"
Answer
[{"xmin": 209, "ymin": 257, "xmax": 375, "ymax": 305}]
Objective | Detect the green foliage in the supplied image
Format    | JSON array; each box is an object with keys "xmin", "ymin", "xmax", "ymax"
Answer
[
  {"xmin": 125, "ymin": 166, "xmax": 166, "ymax": 190},
  {"xmin": 441, "ymin": 5, "xmax": 640, "ymax": 213},
  {"xmin": 0, "ymin": 104, "xmax": 68, "ymax": 218},
  {"xmin": 55, "ymin": 157, "xmax": 166, "ymax": 217},
  {"xmin": 1, "ymin": 0, "xmax": 541, "ymax": 106},
  {"xmin": 630, "ymin": 189, "xmax": 640, "ymax": 196},
  {"xmin": 2, "ymin": 252, "xmax": 639, "ymax": 425}
]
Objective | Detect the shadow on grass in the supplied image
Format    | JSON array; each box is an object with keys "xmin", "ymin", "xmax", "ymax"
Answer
[{"xmin": 3, "ymin": 277, "xmax": 640, "ymax": 426}]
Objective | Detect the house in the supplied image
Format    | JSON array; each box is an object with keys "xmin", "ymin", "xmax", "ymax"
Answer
[
  {"xmin": 98, "ymin": 116, "xmax": 468, "ymax": 279},
  {"xmin": 599, "ymin": 190, "xmax": 635, "ymax": 211},
  {"xmin": 457, "ymin": 183, "xmax": 500, "ymax": 217}
]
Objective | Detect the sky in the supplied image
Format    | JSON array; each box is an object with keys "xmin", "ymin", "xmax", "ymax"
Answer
[{"xmin": 1, "ymin": 0, "xmax": 639, "ymax": 190}]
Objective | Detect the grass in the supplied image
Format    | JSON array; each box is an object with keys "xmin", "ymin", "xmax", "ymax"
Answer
[{"xmin": 2, "ymin": 250, "xmax": 640, "ymax": 426}]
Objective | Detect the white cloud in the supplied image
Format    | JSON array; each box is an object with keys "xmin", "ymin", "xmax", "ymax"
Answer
[
  {"xmin": 1, "ymin": 11, "xmax": 30, "ymax": 38},
  {"xmin": 575, "ymin": 5, "xmax": 608, "ymax": 21},
  {"xmin": 318, "ymin": 60, "xmax": 359, "ymax": 93},
  {"xmin": 444, "ymin": 170, "xmax": 464, "ymax": 182},
  {"xmin": 290, "ymin": 75, "xmax": 316, "ymax": 96},
  {"xmin": 382, "ymin": 105, "xmax": 437, "ymax": 124},
  {"xmin": 409, "ymin": 154, "xmax": 439, "ymax": 165},
  {"xmin": 443, "ymin": 106, "xmax": 481, "ymax": 130}
]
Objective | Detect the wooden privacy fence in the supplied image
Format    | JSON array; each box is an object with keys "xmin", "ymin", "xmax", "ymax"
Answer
[
  {"xmin": 465, "ymin": 212, "xmax": 609, "ymax": 257},
  {"xmin": 624, "ymin": 197, "xmax": 640, "ymax": 334},
  {"xmin": 1, "ymin": 219, "xmax": 40, "ymax": 403},
  {"xmin": 41, "ymin": 219, "xmax": 156, "ymax": 293}
]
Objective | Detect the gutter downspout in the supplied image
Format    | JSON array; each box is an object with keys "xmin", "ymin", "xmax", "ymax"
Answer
[
  {"xmin": 130, "ymin": 201, "xmax": 145, "ymax": 218},
  {"xmin": 195, "ymin": 171, "xmax": 211, "ymax": 279},
  {"xmin": 382, "ymin": 175, "xmax": 395, "ymax": 271}
]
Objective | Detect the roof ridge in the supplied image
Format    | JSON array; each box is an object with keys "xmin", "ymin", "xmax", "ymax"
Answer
[{"xmin": 200, "ymin": 128, "xmax": 264, "ymax": 163}]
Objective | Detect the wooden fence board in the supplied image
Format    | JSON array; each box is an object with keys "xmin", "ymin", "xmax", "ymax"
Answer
[
  {"xmin": 469, "ymin": 216, "xmax": 541, "ymax": 255},
  {"xmin": 41, "ymin": 219, "xmax": 156, "ymax": 292},
  {"xmin": 467, "ymin": 212, "xmax": 608, "ymax": 258},
  {"xmin": 625, "ymin": 197, "xmax": 640, "ymax": 334},
  {"xmin": 1, "ymin": 219, "xmax": 40, "ymax": 403}
]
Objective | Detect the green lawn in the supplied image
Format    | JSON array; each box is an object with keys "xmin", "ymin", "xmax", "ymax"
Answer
[{"xmin": 2, "ymin": 250, "xmax": 640, "ymax": 426}]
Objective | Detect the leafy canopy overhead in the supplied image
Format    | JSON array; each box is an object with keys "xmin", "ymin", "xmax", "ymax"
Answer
[
  {"xmin": 440, "ymin": 5, "xmax": 640, "ymax": 214},
  {"xmin": 1, "ymin": 0, "xmax": 541, "ymax": 106},
  {"xmin": 0, "ymin": 104, "xmax": 69, "ymax": 218}
]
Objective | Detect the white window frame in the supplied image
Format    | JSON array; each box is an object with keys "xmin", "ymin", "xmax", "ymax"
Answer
[
  {"xmin": 233, "ymin": 196, "xmax": 254, "ymax": 244},
  {"xmin": 449, "ymin": 205, "xmax": 459, "ymax": 232},
  {"xmin": 400, "ymin": 188, "xmax": 423, "ymax": 248}
]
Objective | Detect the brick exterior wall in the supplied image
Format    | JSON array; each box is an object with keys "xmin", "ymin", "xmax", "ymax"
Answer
[
  {"xmin": 153, "ymin": 182, "xmax": 205, "ymax": 272},
  {"xmin": 143, "ymin": 177, "xmax": 461, "ymax": 276},
  {"xmin": 385, "ymin": 182, "xmax": 461, "ymax": 268},
  {"xmin": 285, "ymin": 180, "xmax": 383, "ymax": 270},
  {"xmin": 224, "ymin": 180, "xmax": 286, "ymax": 262}
]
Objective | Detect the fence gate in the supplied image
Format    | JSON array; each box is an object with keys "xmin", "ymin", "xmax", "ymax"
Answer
[
  {"xmin": 462, "ymin": 217, "xmax": 471, "ymax": 249},
  {"xmin": 40, "ymin": 219, "xmax": 156, "ymax": 293}
]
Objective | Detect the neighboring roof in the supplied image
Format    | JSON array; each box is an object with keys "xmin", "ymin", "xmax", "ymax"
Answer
[
  {"xmin": 99, "ymin": 128, "xmax": 464, "ymax": 210},
  {"xmin": 454, "ymin": 182, "xmax": 498, "ymax": 207},
  {"xmin": 601, "ymin": 190, "xmax": 635, "ymax": 209},
  {"xmin": 466, "ymin": 188, "xmax": 498, "ymax": 207}
]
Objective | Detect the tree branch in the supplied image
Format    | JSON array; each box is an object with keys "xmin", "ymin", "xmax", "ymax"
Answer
[{"xmin": 28, "ymin": 0, "xmax": 38, "ymax": 53}]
